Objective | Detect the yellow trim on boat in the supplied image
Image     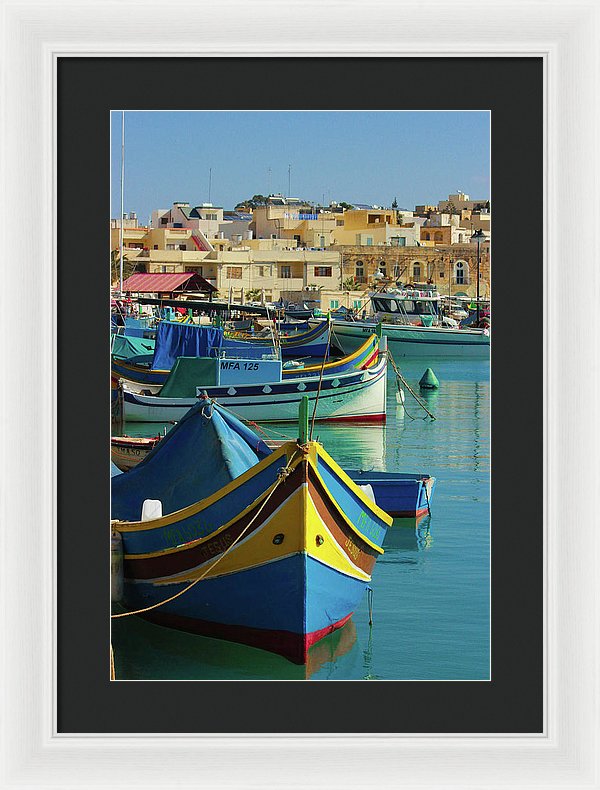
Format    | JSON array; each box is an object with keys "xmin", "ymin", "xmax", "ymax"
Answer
[
  {"xmin": 145, "ymin": 487, "xmax": 309, "ymax": 582},
  {"xmin": 112, "ymin": 359, "xmax": 170, "ymax": 375},
  {"xmin": 129, "ymin": 483, "xmax": 370, "ymax": 584},
  {"xmin": 282, "ymin": 334, "xmax": 377, "ymax": 375},
  {"xmin": 123, "ymin": 474, "xmax": 292, "ymax": 559},
  {"xmin": 314, "ymin": 443, "xmax": 392, "ymax": 524}
]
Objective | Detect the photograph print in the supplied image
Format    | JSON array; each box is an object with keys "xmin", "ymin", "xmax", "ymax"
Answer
[{"xmin": 109, "ymin": 110, "xmax": 491, "ymax": 681}]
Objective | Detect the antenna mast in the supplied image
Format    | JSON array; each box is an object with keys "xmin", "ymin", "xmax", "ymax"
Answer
[{"xmin": 119, "ymin": 110, "xmax": 125, "ymax": 296}]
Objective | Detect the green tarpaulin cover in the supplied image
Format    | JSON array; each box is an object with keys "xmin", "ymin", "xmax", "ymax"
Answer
[
  {"xmin": 111, "ymin": 333, "xmax": 156, "ymax": 361},
  {"xmin": 159, "ymin": 357, "xmax": 219, "ymax": 398}
]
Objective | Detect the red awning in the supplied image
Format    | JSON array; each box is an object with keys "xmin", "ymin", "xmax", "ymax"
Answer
[{"xmin": 121, "ymin": 272, "xmax": 216, "ymax": 293}]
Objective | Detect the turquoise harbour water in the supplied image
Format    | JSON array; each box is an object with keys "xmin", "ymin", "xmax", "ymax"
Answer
[{"xmin": 111, "ymin": 357, "xmax": 490, "ymax": 681}]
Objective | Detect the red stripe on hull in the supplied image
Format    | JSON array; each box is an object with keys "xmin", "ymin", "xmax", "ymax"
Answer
[
  {"xmin": 323, "ymin": 413, "xmax": 386, "ymax": 423},
  {"xmin": 305, "ymin": 613, "xmax": 353, "ymax": 652},
  {"xmin": 139, "ymin": 609, "xmax": 354, "ymax": 665},
  {"xmin": 387, "ymin": 505, "xmax": 430, "ymax": 518},
  {"xmin": 360, "ymin": 349, "xmax": 379, "ymax": 368}
]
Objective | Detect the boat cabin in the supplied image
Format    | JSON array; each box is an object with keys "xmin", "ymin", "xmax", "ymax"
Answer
[{"xmin": 370, "ymin": 288, "xmax": 442, "ymax": 326}]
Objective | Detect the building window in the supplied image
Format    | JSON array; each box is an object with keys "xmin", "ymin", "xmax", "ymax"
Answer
[
  {"xmin": 280, "ymin": 265, "xmax": 292, "ymax": 278},
  {"xmin": 153, "ymin": 245, "xmax": 158, "ymax": 250},
  {"xmin": 413, "ymin": 263, "xmax": 421, "ymax": 280},
  {"xmin": 178, "ymin": 244, "xmax": 187, "ymax": 250},
  {"xmin": 314, "ymin": 267, "xmax": 332, "ymax": 277},
  {"xmin": 160, "ymin": 217, "xmax": 168, "ymax": 225},
  {"xmin": 166, "ymin": 244, "xmax": 176, "ymax": 250},
  {"xmin": 366, "ymin": 237, "xmax": 373, "ymax": 246},
  {"xmin": 379, "ymin": 262, "xmax": 386, "ymax": 277},
  {"xmin": 226, "ymin": 266, "xmax": 243, "ymax": 279},
  {"xmin": 352, "ymin": 300, "xmax": 362, "ymax": 309},
  {"xmin": 439, "ymin": 271, "xmax": 445, "ymax": 278},
  {"xmin": 330, "ymin": 300, "xmax": 339, "ymax": 309},
  {"xmin": 355, "ymin": 260, "xmax": 365, "ymax": 283},
  {"xmin": 336, "ymin": 219, "xmax": 344, "ymax": 226},
  {"xmin": 424, "ymin": 232, "xmax": 430, "ymax": 240},
  {"xmin": 455, "ymin": 260, "xmax": 466, "ymax": 284}
]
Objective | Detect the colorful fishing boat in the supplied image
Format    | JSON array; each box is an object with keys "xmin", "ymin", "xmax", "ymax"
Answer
[
  {"xmin": 345, "ymin": 470, "xmax": 436, "ymax": 519},
  {"xmin": 311, "ymin": 287, "xmax": 490, "ymax": 358},
  {"xmin": 112, "ymin": 329, "xmax": 381, "ymax": 390},
  {"xmin": 225, "ymin": 316, "xmax": 332, "ymax": 358},
  {"xmin": 111, "ymin": 434, "xmax": 163, "ymax": 472},
  {"xmin": 111, "ymin": 397, "xmax": 392, "ymax": 664},
  {"xmin": 120, "ymin": 351, "xmax": 388, "ymax": 423},
  {"xmin": 327, "ymin": 319, "xmax": 489, "ymax": 358}
]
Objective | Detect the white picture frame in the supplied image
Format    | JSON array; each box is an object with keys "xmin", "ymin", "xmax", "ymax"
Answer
[{"xmin": 2, "ymin": 1, "xmax": 599, "ymax": 787}]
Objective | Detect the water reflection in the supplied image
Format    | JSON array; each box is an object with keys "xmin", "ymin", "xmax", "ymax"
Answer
[
  {"xmin": 381, "ymin": 516, "xmax": 433, "ymax": 570},
  {"xmin": 112, "ymin": 613, "xmax": 358, "ymax": 681},
  {"xmin": 311, "ymin": 423, "xmax": 386, "ymax": 471},
  {"xmin": 384, "ymin": 515, "xmax": 433, "ymax": 552},
  {"xmin": 361, "ymin": 627, "xmax": 377, "ymax": 679}
]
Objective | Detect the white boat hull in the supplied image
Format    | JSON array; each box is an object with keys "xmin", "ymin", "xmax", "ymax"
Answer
[
  {"xmin": 324, "ymin": 320, "xmax": 490, "ymax": 358},
  {"xmin": 122, "ymin": 359, "xmax": 388, "ymax": 423}
]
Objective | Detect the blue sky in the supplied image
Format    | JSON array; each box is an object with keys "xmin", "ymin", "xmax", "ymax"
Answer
[{"xmin": 110, "ymin": 111, "xmax": 490, "ymax": 223}]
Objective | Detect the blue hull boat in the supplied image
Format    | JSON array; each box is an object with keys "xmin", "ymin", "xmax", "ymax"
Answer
[{"xmin": 345, "ymin": 470, "xmax": 436, "ymax": 518}]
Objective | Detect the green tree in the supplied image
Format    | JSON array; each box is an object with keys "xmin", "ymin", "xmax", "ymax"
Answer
[
  {"xmin": 245, "ymin": 288, "xmax": 263, "ymax": 302},
  {"xmin": 235, "ymin": 194, "xmax": 269, "ymax": 210},
  {"xmin": 342, "ymin": 277, "xmax": 362, "ymax": 291},
  {"xmin": 337, "ymin": 201, "xmax": 354, "ymax": 211},
  {"xmin": 391, "ymin": 197, "xmax": 398, "ymax": 209}
]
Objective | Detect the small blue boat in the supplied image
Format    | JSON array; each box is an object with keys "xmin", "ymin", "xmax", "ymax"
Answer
[{"xmin": 344, "ymin": 470, "xmax": 436, "ymax": 519}]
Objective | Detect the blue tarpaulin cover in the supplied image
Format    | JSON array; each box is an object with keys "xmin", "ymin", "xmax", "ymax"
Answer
[
  {"xmin": 111, "ymin": 462, "xmax": 123, "ymax": 478},
  {"xmin": 151, "ymin": 321, "xmax": 277, "ymax": 370},
  {"xmin": 111, "ymin": 397, "xmax": 272, "ymax": 521},
  {"xmin": 151, "ymin": 322, "xmax": 224, "ymax": 370}
]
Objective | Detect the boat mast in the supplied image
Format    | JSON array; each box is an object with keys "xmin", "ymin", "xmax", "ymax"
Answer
[{"xmin": 119, "ymin": 110, "xmax": 125, "ymax": 297}]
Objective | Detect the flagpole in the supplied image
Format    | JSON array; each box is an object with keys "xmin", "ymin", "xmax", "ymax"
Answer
[{"xmin": 119, "ymin": 110, "xmax": 125, "ymax": 296}]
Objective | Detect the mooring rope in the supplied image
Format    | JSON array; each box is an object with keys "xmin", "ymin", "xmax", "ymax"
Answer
[
  {"xmin": 215, "ymin": 401, "xmax": 296, "ymax": 441},
  {"xmin": 111, "ymin": 450, "xmax": 302, "ymax": 620},
  {"xmin": 309, "ymin": 319, "xmax": 334, "ymax": 441},
  {"xmin": 386, "ymin": 349, "xmax": 436, "ymax": 421}
]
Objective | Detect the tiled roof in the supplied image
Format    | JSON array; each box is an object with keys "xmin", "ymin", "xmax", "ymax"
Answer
[{"xmin": 122, "ymin": 273, "xmax": 216, "ymax": 293}]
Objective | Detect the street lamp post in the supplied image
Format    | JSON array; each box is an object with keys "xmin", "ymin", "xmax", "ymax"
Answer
[{"xmin": 471, "ymin": 229, "xmax": 486, "ymax": 325}]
